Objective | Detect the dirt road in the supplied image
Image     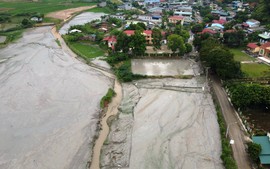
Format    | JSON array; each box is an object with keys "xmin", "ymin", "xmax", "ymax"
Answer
[
  {"xmin": 211, "ymin": 76, "xmax": 251, "ymax": 169},
  {"xmin": 90, "ymin": 80, "xmax": 122, "ymax": 169},
  {"xmin": 46, "ymin": 5, "xmax": 96, "ymax": 20}
]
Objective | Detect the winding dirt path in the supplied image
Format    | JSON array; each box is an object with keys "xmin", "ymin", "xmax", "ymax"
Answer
[
  {"xmin": 49, "ymin": 9, "xmax": 123, "ymax": 169},
  {"xmin": 90, "ymin": 80, "xmax": 122, "ymax": 169}
]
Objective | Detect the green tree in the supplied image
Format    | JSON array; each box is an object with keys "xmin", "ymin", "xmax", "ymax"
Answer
[
  {"xmin": 234, "ymin": 11, "xmax": 249, "ymax": 23},
  {"xmin": 130, "ymin": 30, "xmax": 146, "ymax": 56},
  {"xmin": 152, "ymin": 28, "xmax": 162, "ymax": 50},
  {"xmin": 174, "ymin": 25, "xmax": 189, "ymax": 42},
  {"xmin": 115, "ymin": 32, "xmax": 131, "ymax": 53},
  {"xmin": 126, "ymin": 23, "xmax": 145, "ymax": 31},
  {"xmin": 191, "ymin": 24, "xmax": 203, "ymax": 33},
  {"xmin": 21, "ymin": 18, "xmax": 32, "ymax": 28},
  {"xmin": 200, "ymin": 38, "xmax": 242, "ymax": 79},
  {"xmin": 247, "ymin": 142, "xmax": 262, "ymax": 162},
  {"xmin": 167, "ymin": 34, "xmax": 186, "ymax": 55},
  {"xmin": 185, "ymin": 43, "xmax": 193, "ymax": 53},
  {"xmin": 223, "ymin": 30, "xmax": 246, "ymax": 47},
  {"xmin": 252, "ymin": 0, "xmax": 270, "ymax": 23}
]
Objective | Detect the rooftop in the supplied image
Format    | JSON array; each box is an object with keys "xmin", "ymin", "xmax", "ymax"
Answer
[
  {"xmin": 247, "ymin": 43, "xmax": 258, "ymax": 49},
  {"xmin": 168, "ymin": 15, "xmax": 184, "ymax": 20},
  {"xmin": 259, "ymin": 32, "xmax": 270, "ymax": 40},
  {"xmin": 260, "ymin": 42, "xmax": 270, "ymax": 49},
  {"xmin": 252, "ymin": 135, "xmax": 270, "ymax": 164}
]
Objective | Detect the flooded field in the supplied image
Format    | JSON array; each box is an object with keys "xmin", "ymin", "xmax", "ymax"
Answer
[{"xmin": 131, "ymin": 59, "xmax": 200, "ymax": 76}]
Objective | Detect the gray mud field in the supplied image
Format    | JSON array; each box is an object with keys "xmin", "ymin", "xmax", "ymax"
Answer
[
  {"xmin": 0, "ymin": 26, "xmax": 111, "ymax": 169},
  {"xmin": 59, "ymin": 12, "xmax": 106, "ymax": 35},
  {"xmin": 101, "ymin": 64, "xmax": 223, "ymax": 169},
  {"xmin": 0, "ymin": 36, "xmax": 6, "ymax": 43}
]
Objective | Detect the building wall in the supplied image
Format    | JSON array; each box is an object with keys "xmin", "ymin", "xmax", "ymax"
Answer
[
  {"xmin": 144, "ymin": 0, "xmax": 160, "ymax": 4},
  {"xmin": 168, "ymin": 19, "xmax": 184, "ymax": 25}
]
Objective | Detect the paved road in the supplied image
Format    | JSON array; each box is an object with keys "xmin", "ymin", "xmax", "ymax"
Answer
[{"xmin": 211, "ymin": 76, "xmax": 251, "ymax": 169}]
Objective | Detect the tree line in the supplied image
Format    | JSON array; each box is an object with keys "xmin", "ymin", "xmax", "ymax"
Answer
[
  {"xmin": 227, "ymin": 82, "xmax": 270, "ymax": 110},
  {"xmin": 199, "ymin": 37, "xmax": 242, "ymax": 79}
]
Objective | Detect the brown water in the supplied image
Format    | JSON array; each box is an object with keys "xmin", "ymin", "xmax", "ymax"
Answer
[{"xmin": 131, "ymin": 59, "xmax": 199, "ymax": 76}]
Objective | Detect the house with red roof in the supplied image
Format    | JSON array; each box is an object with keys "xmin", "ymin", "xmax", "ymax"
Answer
[
  {"xmin": 168, "ymin": 16, "xmax": 184, "ymax": 25},
  {"xmin": 103, "ymin": 36, "xmax": 117, "ymax": 49},
  {"xmin": 123, "ymin": 30, "xmax": 165, "ymax": 45},
  {"xmin": 259, "ymin": 42, "xmax": 270, "ymax": 57},
  {"xmin": 247, "ymin": 43, "xmax": 260, "ymax": 53},
  {"xmin": 200, "ymin": 28, "xmax": 217, "ymax": 35},
  {"xmin": 212, "ymin": 19, "xmax": 227, "ymax": 25}
]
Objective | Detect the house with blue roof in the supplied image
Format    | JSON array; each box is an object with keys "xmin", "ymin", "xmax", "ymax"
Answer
[{"xmin": 144, "ymin": 0, "xmax": 160, "ymax": 4}]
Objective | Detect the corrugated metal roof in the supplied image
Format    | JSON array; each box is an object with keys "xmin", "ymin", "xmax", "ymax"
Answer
[{"xmin": 252, "ymin": 136, "xmax": 270, "ymax": 164}]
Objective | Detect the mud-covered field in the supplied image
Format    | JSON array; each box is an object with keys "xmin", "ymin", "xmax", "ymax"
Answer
[
  {"xmin": 101, "ymin": 63, "xmax": 223, "ymax": 169},
  {"xmin": 59, "ymin": 12, "xmax": 105, "ymax": 35},
  {"xmin": 0, "ymin": 26, "xmax": 112, "ymax": 169}
]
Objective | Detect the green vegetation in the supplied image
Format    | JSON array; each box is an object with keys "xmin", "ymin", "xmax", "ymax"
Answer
[
  {"xmin": 241, "ymin": 63, "xmax": 270, "ymax": 78},
  {"xmin": 55, "ymin": 39, "xmax": 61, "ymax": 47},
  {"xmin": 0, "ymin": 29, "xmax": 23, "ymax": 46},
  {"xmin": 227, "ymin": 83, "xmax": 270, "ymax": 110},
  {"xmin": 87, "ymin": 7, "xmax": 114, "ymax": 14},
  {"xmin": 216, "ymin": 105, "xmax": 238, "ymax": 169},
  {"xmin": 43, "ymin": 17, "xmax": 62, "ymax": 24},
  {"xmin": 252, "ymin": 0, "xmax": 270, "ymax": 23},
  {"xmin": 106, "ymin": 53, "xmax": 145, "ymax": 82},
  {"xmin": 0, "ymin": 1, "xmax": 96, "ymax": 15},
  {"xmin": 230, "ymin": 48, "xmax": 255, "ymax": 62},
  {"xmin": 100, "ymin": 88, "xmax": 116, "ymax": 108},
  {"xmin": 200, "ymin": 38, "xmax": 242, "ymax": 79},
  {"xmin": 69, "ymin": 42, "xmax": 105, "ymax": 59},
  {"xmin": 247, "ymin": 142, "xmax": 262, "ymax": 163},
  {"xmin": 167, "ymin": 34, "xmax": 186, "ymax": 55}
]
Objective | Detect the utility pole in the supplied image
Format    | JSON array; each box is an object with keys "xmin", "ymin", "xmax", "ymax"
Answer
[{"xmin": 226, "ymin": 122, "xmax": 238, "ymax": 138}]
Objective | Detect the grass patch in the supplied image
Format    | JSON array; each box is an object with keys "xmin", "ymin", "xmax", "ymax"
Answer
[
  {"xmin": 55, "ymin": 38, "xmax": 61, "ymax": 47},
  {"xmin": 100, "ymin": 88, "xmax": 116, "ymax": 109},
  {"xmin": 0, "ymin": 29, "xmax": 23, "ymax": 46},
  {"xmin": 0, "ymin": 1, "xmax": 96, "ymax": 15},
  {"xmin": 216, "ymin": 105, "xmax": 238, "ymax": 169},
  {"xmin": 241, "ymin": 63, "xmax": 270, "ymax": 78},
  {"xmin": 110, "ymin": 0, "xmax": 123, "ymax": 5},
  {"xmin": 68, "ymin": 42, "xmax": 105, "ymax": 59},
  {"xmin": 86, "ymin": 7, "xmax": 114, "ymax": 14},
  {"xmin": 230, "ymin": 48, "xmax": 255, "ymax": 62},
  {"xmin": 43, "ymin": 17, "xmax": 62, "ymax": 24},
  {"xmin": 113, "ymin": 59, "xmax": 146, "ymax": 82}
]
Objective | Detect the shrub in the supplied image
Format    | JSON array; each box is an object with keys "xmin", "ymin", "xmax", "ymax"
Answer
[
  {"xmin": 217, "ymin": 108, "xmax": 238, "ymax": 169},
  {"xmin": 100, "ymin": 88, "xmax": 116, "ymax": 108},
  {"xmin": 247, "ymin": 142, "xmax": 262, "ymax": 163}
]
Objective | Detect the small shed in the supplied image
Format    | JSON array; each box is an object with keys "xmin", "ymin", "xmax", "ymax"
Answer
[{"xmin": 252, "ymin": 134, "xmax": 270, "ymax": 164}]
